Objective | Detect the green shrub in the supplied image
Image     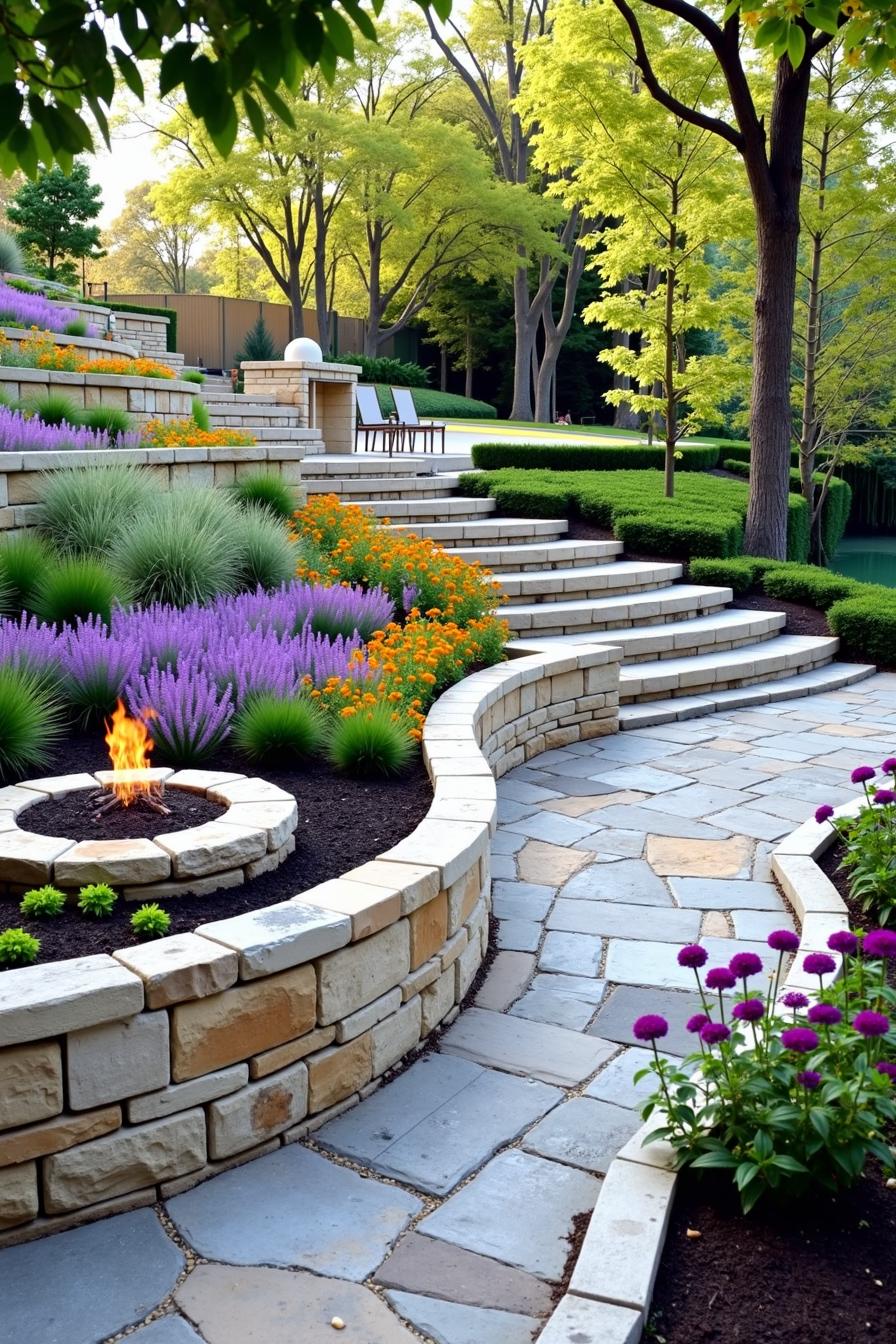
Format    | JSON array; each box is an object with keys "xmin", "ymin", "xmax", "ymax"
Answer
[
  {"xmin": 375, "ymin": 385, "xmax": 496, "ymax": 420},
  {"xmin": 339, "ymin": 353, "xmax": 430, "ymax": 387},
  {"xmin": 24, "ymin": 392, "xmax": 82, "ymax": 427},
  {"xmin": 83, "ymin": 300, "xmax": 177, "ymax": 351},
  {"xmin": 722, "ymin": 457, "xmax": 750, "ymax": 477},
  {"xmin": 130, "ymin": 903, "xmax": 171, "ymax": 939},
  {"xmin": 182, "ymin": 370, "xmax": 206, "ymax": 384},
  {"xmin": 328, "ymin": 704, "xmax": 415, "ymax": 777},
  {"xmin": 235, "ymin": 315, "xmax": 279, "ymax": 364},
  {"xmin": 0, "ymin": 532, "xmax": 49, "ymax": 614},
  {"xmin": 191, "ymin": 396, "xmax": 212, "ymax": 432},
  {"xmin": 112, "ymin": 488, "xmax": 241, "ymax": 607},
  {"xmin": 762, "ymin": 564, "xmax": 861, "ymax": 610},
  {"xmin": 20, "ymin": 885, "xmax": 66, "ymax": 918},
  {"xmin": 77, "ymin": 883, "xmax": 118, "ymax": 918},
  {"xmin": 0, "ymin": 665, "xmax": 62, "ymax": 783},
  {"xmin": 32, "ymin": 555, "xmax": 122, "ymax": 626},
  {"xmin": 36, "ymin": 464, "xmax": 155, "ymax": 555},
  {"xmin": 688, "ymin": 557, "xmax": 758, "ymax": 594},
  {"xmin": 63, "ymin": 317, "xmax": 88, "ymax": 337},
  {"xmin": 0, "ymin": 927, "xmax": 40, "ymax": 967},
  {"xmin": 722, "ymin": 461, "xmax": 851, "ymax": 560},
  {"xmin": 232, "ymin": 504, "xmax": 297, "ymax": 592},
  {"xmin": 233, "ymin": 694, "xmax": 326, "ymax": 763},
  {"xmin": 787, "ymin": 495, "xmax": 811, "ymax": 564},
  {"xmin": 230, "ymin": 471, "xmax": 297, "ymax": 520},
  {"xmin": 79, "ymin": 405, "xmax": 133, "ymax": 439},
  {"xmin": 0, "ymin": 230, "xmax": 26, "ymax": 275},
  {"xmin": 472, "ymin": 441, "xmax": 720, "ymax": 472},
  {"xmin": 616, "ymin": 511, "xmax": 743, "ymax": 559},
  {"xmin": 827, "ymin": 595, "xmax": 896, "ymax": 665}
]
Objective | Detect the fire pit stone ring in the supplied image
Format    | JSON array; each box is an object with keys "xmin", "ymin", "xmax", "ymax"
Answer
[{"xmin": 0, "ymin": 771, "xmax": 299, "ymax": 898}]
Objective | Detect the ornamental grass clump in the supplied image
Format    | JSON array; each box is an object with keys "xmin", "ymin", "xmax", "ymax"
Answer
[
  {"xmin": 230, "ymin": 471, "xmax": 297, "ymax": 520},
  {"xmin": 328, "ymin": 702, "xmax": 415, "ymax": 777},
  {"xmin": 0, "ymin": 663, "xmax": 63, "ymax": 783},
  {"xmin": 77, "ymin": 883, "xmax": 118, "ymax": 918},
  {"xmin": 32, "ymin": 555, "xmax": 122, "ymax": 627},
  {"xmin": 111, "ymin": 489, "xmax": 242, "ymax": 608},
  {"xmin": 0, "ymin": 534, "xmax": 49, "ymax": 614},
  {"xmin": 229, "ymin": 504, "xmax": 298, "ymax": 593},
  {"xmin": 636, "ymin": 930, "xmax": 896, "ymax": 1211},
  {"xmin": 815, "ymin": 757, "xmax": 896, "ymax": 924},
  {"xmin": 233, "ymin": 694, "xmax": 327, "ymax": 764},
  {"xmin": 130, "ymin": 904, "xmax": 171, "ymax": 939},
  {"xmin": 36, "ymin": 464, "xmax": 155, "ymax": 556}
]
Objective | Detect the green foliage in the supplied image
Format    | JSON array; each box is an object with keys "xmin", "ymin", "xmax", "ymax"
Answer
[
  {"xmin": 0, "ymin": 532, "xmax": 49, "ymax": 613},
  {"xmin": 762, "ymin": 564, "xmax": 860, "ymax": 610},
  {"xmin": 828, "ymin": 595, "xmax": 896, "ymax": 666},
  {"xmin": 235, "ymin": 316, "xmax": 279, "ymax": 364},
  {"xmin": 787, "ymin": 494, "xmax": 810, "ymax": 564},
  {"xmin": 233, "ymin": 694, "xmax": 326, "ymax": 763},
  {"xmin": 0, "ymin": 665, "xmax": 62, "ymax": 784},
  {"xmin": 20, "ymin": 885, "xmax": 66, "ymax": 918},
  {"xmin": 8, "ymin": 166, "xmax": 103, "ymax": 281},
  {"xmin": 472, "ymin": 442, "xmax": 721, "ymax": 471},
  {"xmin": 0, "ymin": 229, "xmax": 26, "ymax": 274},
  {"xmin": 63, "ymin": 317, "xmax": 88, "ymax": 337},
  {"xmin": 724, "ymin": 460, "xmax": 852, "ymax": 562},
  {"xmin": 111, "ymin": 488, "xmax": 241, "ymax": 607},
  {"xmin": 688, "ymin": 557, "xmax": 757, "ymax": 594},
  {"xmin": 77, "ymin": 883, "xmax": 118, "ymax": 918},
  {"xmin": 24, "ymin": 392, "xmax": 81, "ymax": 426},
  {"xmin": 191, "ymin": 396, "xmax": 211, "ymax": 432},
  {"xmin": 0, "ymin": 928, "xmax": 40, "ymax": 968},
  {"xmin": 339, "ymin": 354, "xmax": 430, "ymax": 388},
  {"xmin": 328, "ymin": 704, "xmax": 414, "ymax": 777},
  {"xmin": 32, "ymin": 555, "xmax": 122, "ymax": 626},
  {"xmin": 130, "ymin": 903, "xmax": 171, "ymax": 939},
  {"xmin": 230, "ymin": 471, "xmax": 297, "ymax": 521},
  {"xmin": 374, "ymin": 386, "xmax": 497, "ymax": 420},
  {"xmin": 616, "ymin": 511, "xmax": 743, "ymax": 559},
  {"xmin": 36, "ymin": 464, "xmax": 155, "ymax": 555},
  {"xmin": 231, "ymin": 504, "xmax": 297, "ymax": 592},
  {"xmin": 181, "ymin": 370, "xmax": 206, "ymax": 383},
  {"xmin": 79, "ymin": 405, "xmax": 134, "ymax": 439}
]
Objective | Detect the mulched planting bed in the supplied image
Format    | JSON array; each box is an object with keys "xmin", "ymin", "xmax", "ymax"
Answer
[
  {"xmin": 1, "ymin": 730, "xmax": 432, "ymax": 965},
  {"xmin": 732, "ymin": 592, "xmax": 831, "ymax": 639},
  {"xmin": 24, "ymin": 788, "xmax": 224, "ymax": 841},
  {"xmin": 647, "ymin": 1161, "xmax": 896, "ymax": 1343}
]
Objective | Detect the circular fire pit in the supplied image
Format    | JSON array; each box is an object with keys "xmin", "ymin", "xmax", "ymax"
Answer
[{"xmin": 0, "ymin": 770, "xmax": 299, "ymax": 899}]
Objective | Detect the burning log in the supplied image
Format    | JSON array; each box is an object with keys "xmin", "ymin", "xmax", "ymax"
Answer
[{"xmin": 87, "ymin": 700, "xmax": 171, "ymax": 820}]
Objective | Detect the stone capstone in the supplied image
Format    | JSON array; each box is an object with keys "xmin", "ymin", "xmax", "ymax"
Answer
[
  {"xmin": 114, "ymin": 934, "xmax": 238, "ymax": 1009},
  {"xmin": 197, "ymin": 901, "xmax": 350, "ymax": 980},
  {"xmin": 54, "ymin": 838, "xmax": 171, "ymax": 886},
  {"xmin": 0, "ymin": 956, "xmax": 143, "ymax": 1048},
  {"xmin": 155, "ymin": 821, "xmax": 267, "ymax": 878}
]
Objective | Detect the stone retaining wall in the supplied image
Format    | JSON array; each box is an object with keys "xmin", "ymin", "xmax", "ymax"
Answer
[
  {"xmin": 0, "ymin": 439, "xmax": 318, "ymax": 536},
  {"xmin": 0, "ymin": 645, "xmax": 620, "ymax": 1241},
  {"xmin": 0, "ymin": 326, "xmax": 140, "ymax": 362}
]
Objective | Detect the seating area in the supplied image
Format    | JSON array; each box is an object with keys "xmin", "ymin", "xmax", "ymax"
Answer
[{"xmin": 354, "ymin": 384, "xmax": 446, "ymax": 454}]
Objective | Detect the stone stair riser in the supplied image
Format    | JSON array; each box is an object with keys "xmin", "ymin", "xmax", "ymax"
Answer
[{"xmin": 619, "ymin": 647, "xmax": 836, "ymax": 703}]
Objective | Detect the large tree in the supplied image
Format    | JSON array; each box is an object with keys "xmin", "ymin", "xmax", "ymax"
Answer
[
  {"xmin": 101, "ymin": 181, "xmax": 206, "ymax": 292},
  {"xmin": 7, "ymin": 161, "xmax": 102, "ymax": 281}
]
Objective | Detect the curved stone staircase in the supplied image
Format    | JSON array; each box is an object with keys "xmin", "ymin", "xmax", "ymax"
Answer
[{"xmin": 305, "ymin": 452, "xmax": 875, "ymax": 725}]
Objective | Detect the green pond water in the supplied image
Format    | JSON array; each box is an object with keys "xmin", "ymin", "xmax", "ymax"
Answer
[{"xmin": 831, "ymin": 536, "xmax": 896, "ymax": 588}]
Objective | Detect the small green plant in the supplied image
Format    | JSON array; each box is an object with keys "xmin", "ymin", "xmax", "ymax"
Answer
[
  {"xmin": 32, "ymin": 555, "xmax": 122, "ymax": 626},
  {"xmin": 24, "ymin": 392, "xmax": 82, "ymax": 426},
  {"xmin": 0, "ymin": 532, "xmax": 50, "ymax": 614},
  {"xmin": 234, "ymin": 315, "xmax": 279, "ymax": 364},
  {"xmin": 0, "ymin": 665, "xmax": 63, "ymax": 784},
  {"xmin": 232, "ymin": 504, "xmax": 297, "ymax": 592},
  {"xmin": 230, "ymin": 471, "xmax": 296, "ymax": 521},
  {"xmin": 181, "ymin": 369, "xmax": 206, "ymax": 384},
  {"xmin": 233, "ymin": 694, "xmax": 326, "ymax": 763},
  {"xmin": 77, "ymin": 883, "xmax": 118, "ymax": 918},
  {"xmin": 191, "ymin": 396, "xmax": 212, "ymax": 432},
  {"xmin": 0, "ymin": 927, "xmax": 40, "ymax": 968},
  {"xmin": 36, "ymin": 464, "xmax": 155, "ymax": 555},
  {"xmin": 63, "ymin": 317, "xmax": 88, "ymax": 337},
  {"xmin": 328, "ymin": 703, "xmax": 414, "ymax": 777},
  {"xmin": 80, "ymin": 405, "xmax": 133, "ymax": 439},
  {"xmin": 20, "ymin": 885, "xmax": 66, "ymax": 918},
  {"xmin": 130, "ymin": 903, "xmax": 171, "ymax": 939},
  {"xmin": 111, "ymin": 488, "xmax": 242, "ymax": 608}
]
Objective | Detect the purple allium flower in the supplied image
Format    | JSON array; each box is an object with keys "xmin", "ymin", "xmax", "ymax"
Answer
[
  {"xmin": 815, "ymin": 804, "xmax": 835, "ymax": 824},
  {"xmin": 803, "ymin": 952, "xmax": 836, "ymax": 977},
  {"xmin": 686, "ymin": 1013, "xmax": 710, "ymax": 1034},
  {"xmin": 729, "ymin": 951, "xmax": 763, "ymax": 980},
  {"xmin": 732, "ymin": 998, "xmax": 765, "ymax": 1023},
  {"xmin": 780, "ymin": 1027, "xmax": 819, "ymax": 1053},
  {"xmin": 700, "ymin": 1022, "xmax": 731, "ymax": 1046},
  {"xmin": 632, "ymin": 1014, "xmax": 669, "ymax": 1043},
  {"xmin": 853, "ymin": 1010, "xmax": 890, "ymax": 1038},
  {"xmin": 851, "ymin": 765, "xmax": 876, "ymax": 784},
  {"xmin": 807, "ymin": 1002, "xmax": 842, "ymax": 1026},
  {"xmin": 876, "ymin": 1061, "xmax": 896, "ymax": 1080},
  {"xmin": 873, "ymin": 789, "xmax": 896, "ymax": 806},
  {"xmin": 827, "ymin": 930, "xmax": 858, "ymax": 955},
  {"xmin": 882, "ymin": 758, "xmax": 896, "ymax": 774},
  {"xmin": 796, "ymin": 1070, "xmax": 822, "ymax": 1090},
  {"xmin": 767, "ymin": 929, "xmax": 800, "ymax": 953},
  {"xmin": 677, "ymin": 944, "xmax": 708, "ymax": 969},
  {"xmin": 782, "ymin": 991, "xmax": 809, "ymax": 1010},
  {"xmin": 705, "ymin": 966, "xmax": 736, "ymax": 991},
  {"xmin": 863, "ymin": 929, "xmax": 896, "ymax": 959}
]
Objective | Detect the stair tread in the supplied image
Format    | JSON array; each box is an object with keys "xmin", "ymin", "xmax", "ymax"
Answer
[
  {"xmin": 498, "ymin": 560, "xmax": 681, "ymax": 595},
  {"xmin": 509, "ymin": 608, "xmax": 786, "ymax": 653},
  {"xmin": 619, "ymin": 633, "xmax": 839, "ymax": 680},
  {"xmin": 506, "ymin": 583, "xmax": 730, "ymax": 617}
]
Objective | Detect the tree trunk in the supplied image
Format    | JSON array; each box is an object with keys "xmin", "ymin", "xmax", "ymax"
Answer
[
  {"xmin": 798, "ymin": 230, "xmax": 822, "ymax": 505},
  {"xmin": 312, "ymin": 186, "xmax": 332, "ymax": 355},
  {"xmin": 464, "ymin": 318, "xmax": 473, "ymax": 400},
  {"xmin": 663, "ymin": 265, "xmax": 676, "ymax": 499},
  {"xmin": 510, "ymin": 264, "xmax": 536, "ymax": 421},
  {"xmin": 440, "ymin": 345, "xmax": 447, "ymax": 391}
]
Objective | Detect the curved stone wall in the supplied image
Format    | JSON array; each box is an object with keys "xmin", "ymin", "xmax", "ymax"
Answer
[
  {"xmin": 0, "ymin": 326, "xmax": 141, "ymax": 362},
  {"xmin": 0, "ymin": 644, "xmax": 620, "ymax": 1241}
]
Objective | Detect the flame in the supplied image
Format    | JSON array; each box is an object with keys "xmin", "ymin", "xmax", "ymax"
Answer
[{"xmin": 104, "ymin": 700, "xmax": 158, "ymax": 805}]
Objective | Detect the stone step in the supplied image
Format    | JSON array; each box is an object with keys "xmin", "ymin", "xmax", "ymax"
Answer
[
  {"xmin": 449, "ymin": 539, "xmax": 624, "ymax": 572},
  {"xmin": 208, "ymin": 405, "xmax": 302, "ymax": 423},
  {"xmin": 305, "ymin": 474, "xmax": 461, "ymax": 500},
  {"xmin": 220, "ymin": 426, "xmax": 313, "ymax": 442},
  {"xmin": 618, "ymin": 659, "xmax": 877, "ymax": 727},
  {"xmin": 497, "ymin": 560, "xmax": 682, "ymax": 603},
  {"xmin": 617, "ymin": 634, "xmax": 841, "ymax": 704},
  {"xmin": 200, "ymin": 389, "xmax": 280, "ymax": 404},
  {"xmin": 502, "ymin": 584, "xmax": 731, "ymax": 637},
  {"xmin": 387, "ymin": 517, "xmax": 569, "ymax": 545},
  {"xmin": 509, "ymin": 607, "xmax": 786, "ymax": 662},
  {"xmin": 302, "ymin": 453, "xmax": 475, "ymax": 477},
  {"xmin": 348, "ymin": 496, "xmax": 496, "ymax": 522}
]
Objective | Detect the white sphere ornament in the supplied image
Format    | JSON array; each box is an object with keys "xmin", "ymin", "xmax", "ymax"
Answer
[{"xmin": 284, "ymin": 337, "xmax": 323, "ymax": 363}]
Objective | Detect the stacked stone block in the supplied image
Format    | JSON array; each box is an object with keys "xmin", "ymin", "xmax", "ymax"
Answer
[{"xmin": 242, "ymin": 360, "xmax": 358, "ymax": 455}]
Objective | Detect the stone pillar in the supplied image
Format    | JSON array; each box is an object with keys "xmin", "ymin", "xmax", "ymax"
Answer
[{"xmin": 242, "ymin": 361, "xmax": 358, "ymax": 455}]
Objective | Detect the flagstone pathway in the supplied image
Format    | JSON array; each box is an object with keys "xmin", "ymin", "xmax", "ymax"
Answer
[{"xmin": 4, "ymin": 674, "xmax": 896, "ymax": 1344}]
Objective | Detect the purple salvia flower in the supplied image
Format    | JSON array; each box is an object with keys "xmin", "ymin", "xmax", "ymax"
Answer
[
  {"xmin": 0, "ymin": 613, "xmax": 61, "ymax": 681},
  {"xmin": 0, "ymin": 281, "xmax": 81, "ymax": 334},
  {"xmin": 59, "ymin": 616, "xmax": 140, "ymax": 716},
  {"xmin": 0, "ymin": 405, "xmax": 141, "ymax": 454}
]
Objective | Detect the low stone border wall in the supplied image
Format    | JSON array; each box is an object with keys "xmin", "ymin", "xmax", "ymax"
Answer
[
  {"xmin": 0, "ymin": 644, "xmax": 620, "ymax": 1241},
  {"xmin": 0, "ymin": 439, "xmax": 317, "ymax": 536},
  {"xmin": 0, "ymin": 326, "xmax": 140, "ymax": 362},
  {"xmin": 542, "ymin": 800, "xmax": 857, "ymax": 1343}
]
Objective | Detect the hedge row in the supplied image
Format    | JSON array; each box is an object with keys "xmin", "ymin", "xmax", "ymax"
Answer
[
  {"xmin": 375, "ymin": 386, "xmax": 497, "ymax": 420},
  {"xmin": 687, "ymin": 556, "xmax": 896, "ymax": 666},
  {"xmin": 460, "ymin": 468, "xmax": 811, "ymax": 561},
  {"xmin": 722, "ymin": 460, "xmax": 852, "ymax": 561},
  {"xmin": 471, "ymin": 441, "xmax": 720, "ymax": 472}
]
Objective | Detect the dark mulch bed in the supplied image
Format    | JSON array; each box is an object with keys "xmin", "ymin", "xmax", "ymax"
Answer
[
  {"xmin": 25, "ymin": 788, "xmax": 224, "ymax": 841},
  {"xmin": 732, "ymin": 591, "xmax": 831, "ymax": 639},
  {"xmin": 647, "ymin": 1162, "xmax": 896, "ymax": 1343},
  {"xmin": 2, "ymin": 730, "xmax": 432, "ymax": 965}
]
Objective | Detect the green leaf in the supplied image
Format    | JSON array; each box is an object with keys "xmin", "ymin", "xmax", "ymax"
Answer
[
  {"xmin": 740, "ymin": 1179, "xmax": 765, "ymax": 1213},
  {"xmin": 341, "ymin": 0, "xmax": 378, "ymax": 42},
  {"xmin": 324, "ymin": 9, "xmax": 356, "ymax": 60},
  {"xmin": 722, "ymin": 0, "xmax": 740, "ymax": 19},
  {"xmin": 691, "ymin": 1150, "xmax": 740, "ymax": 1169},
  {"xmin": 810, "ymin": 1109, "xmax": 830, "ymax": 1142},
  {"xmin": 0, "ymin": 83, "xmax": 23, "ymax": 138},
  {"xmin": 755, "ymin": 17, "xmax": 786, "ymax": 49},
  {"xmin": 159, "ymin": 42, "xmax": 199, "ymax": 99},
  {"xmin": 771, "ymin": 1154, "xmax": 809, "ymax": 1174},
  {"xmin": 753, "ymin": 1129, "xmax": 774, "ymax": 1161},
  {"xmin": 242, "ymin": 91, "xmax": 266, "ymax": 141},
  {"xmin": 256, "ymin": 81, "xmax": 296, "ymax": 129},
  {"xmin": 206, "ymin": 99, "xmax": 239, "ymax": 158},
  {"xmin": 734, "ymin": 1161, "xmax": 759, "ymax": 1191},
  {"xmin": 113, "ymin": 47, "xmax": 145, "ymax": 101},
  {"xmin": 787, "ymin": 23, "xmax": 807, "ymax": 68}
]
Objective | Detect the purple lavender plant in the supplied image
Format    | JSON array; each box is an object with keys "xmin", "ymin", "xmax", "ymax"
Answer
[
  {"xmin": 125, "ymin": 659, "xmax": 234, "ymax": 765},
  {"xmin": 0, "ymin": 613, "xmax": 62, "ymax": 685},
  {"xmin": 0, "ymin": 406, "xmax": 142, "ymax": 454},
  {"xmin": 0, "ymin": 282, "xmax": 82, "ymax": 334},
  {"xmin": 59, "ymin": 617, "xmax": 140, "ymax": 720}
]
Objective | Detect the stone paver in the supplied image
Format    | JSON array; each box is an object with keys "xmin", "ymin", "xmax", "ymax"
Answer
[
  {"xmin": 385, "ymin": 1291, "xmax": 540, "ymax": 1344},
  {"xmin": 441, "ymin": 1007, "xmax": 616, "ymax": 1086},
  {"xmin": 559, "ymin": 858, "xmax": 671, "ymax": 905},
  {"xmin": 419, "ymin": 1148, "xmax": 601, "ymax": 1280},
  {"xmin": 375, "ymin": 1232, "xmax": 554, "ymax": 1316},
  {"xmin": 585, "ymin": 1046, "xmax": 678, "ymax": 1109},
  {"xmin": 591, "ymin": 985, "xmax": 705, "ymax": 1056},
  {"xmin": 522, "ymin": 1096, "xmax": 641, "ymax": 1174},
  {"xmin": 539, "ymin": 930, "xmax": 603, "ymax": 976},
  {"xmin": 548, "ymin": 899, "xmax": 699, "ymax": 942},
  {"xmin": 129, "ymin": 1317, "xmax": 205, "ymax": 1344}
]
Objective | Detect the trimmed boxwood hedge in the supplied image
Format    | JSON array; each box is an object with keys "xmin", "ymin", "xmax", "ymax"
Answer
[
  {"xmin": 471, "ymin": 441, "xmax": 720, "ymax": 471},
  {"xmin": 375, "ymin": 386, "xmax": 496, "ymax": 420},
  {"xmin": 828, "ymin": 595, "xmax": 896, "ymax": 665}
]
